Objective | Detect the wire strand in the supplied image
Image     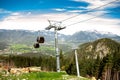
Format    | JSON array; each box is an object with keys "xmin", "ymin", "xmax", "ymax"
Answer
[
  {"xmin": 66, "ymin": 14, "xmax": 104, "ymax": 26},
  {"xmin": 66, "ymin": 7, "xmax": 120, "ymax": 26},
  {"xmin": 60, "ymin": 0, "xmax": 119, "ymax": 22}
]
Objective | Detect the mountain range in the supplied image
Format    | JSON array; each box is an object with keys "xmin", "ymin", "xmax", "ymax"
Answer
[
  {"xmin": 0, "ymin": 29, "xmax": 120, "ymax": 43},
  {"xmin": 68, "ymin": 30, "xmax": 120, "ymax": 43},
  {"xmin": 0, "ymin": 29, "xmax": 120, "ymax": 51}
]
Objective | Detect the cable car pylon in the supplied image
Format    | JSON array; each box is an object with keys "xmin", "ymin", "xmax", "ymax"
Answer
[{"xmin": 45, "ymin": 20, "xmax": 66, "ymax": 72}]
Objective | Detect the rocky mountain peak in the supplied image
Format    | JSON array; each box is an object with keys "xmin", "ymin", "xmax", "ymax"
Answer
[{"xmin": 78, "ymin": 38, "xmax": 120, "ymax": 59}]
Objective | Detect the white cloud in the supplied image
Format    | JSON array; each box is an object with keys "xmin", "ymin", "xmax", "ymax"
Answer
[
  {"xmin": 72, "ymin": 0, "xmax": 119, "ymax": 10},
  {"xmin": 85, "ymin": 0, "xmax": 109, "ymax": 9},
  {"xmin": 68, "ymin": 0, "xmax": 120, "ymax": 16},
  {"xmin": 60, "ymin": 12, "xmax": 120, "ymax": 35},
  {"xmin": 11, "ymin": 12, "xmax": 21, "ymax": 16},
  {"xmin": 0, "ymin": 12, "xmax": 74, "ymax": 31},
  {"xmin": 78, "ymin": 6, "xmax": 87, "ymax": 9},
  {"xmin": 52, "ymin": 8, "xmax": 66, "ymax": 11},
  {"xmin": 0, "ymin": 12, "xmax": 120, "ymax": 35}
]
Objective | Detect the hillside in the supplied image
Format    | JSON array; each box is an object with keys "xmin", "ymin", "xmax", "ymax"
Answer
[
  {"xmin": 0, "ymin": 29, "xmax": 120, "ymax": 45},
  {"xmin": 0, "ymin": 29, "xmax": 67, "ymax": 44},
  {"xmin": 66, "ymin": 38, "xmax": 120, "ymax": 80},
  {"xmin": 0, "ymin": 29, "xmax": 70, "ymax": 54},
  {"xmin": 77, "ymin": 38, "xmax": 120, "ymax": 58},
  {"xmin": 0, "ymin": 29, "xmax": 120, "ymax": 56},
  {"xmin": 0, "ymin": 42, "xmax": 9, "ymax": 50}
]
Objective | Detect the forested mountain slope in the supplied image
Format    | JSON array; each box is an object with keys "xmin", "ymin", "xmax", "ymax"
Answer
[{"xmin": 66, "ymin": 38, "xmax": 120, "ymax": 80}]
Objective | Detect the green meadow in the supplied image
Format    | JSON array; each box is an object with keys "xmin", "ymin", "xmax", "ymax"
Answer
[{"xmin": 0, "ymin": 72, "xmax": 90, "ymax": 80}]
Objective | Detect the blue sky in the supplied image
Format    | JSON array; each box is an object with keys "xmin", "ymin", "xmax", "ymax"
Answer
[
  {"xmin": 0, "ymin": 0, "xmax": 120, "ymax": 35},
  {"xmin": 0, "ymin": 0, "xmax": 88, "ymax": 11}
]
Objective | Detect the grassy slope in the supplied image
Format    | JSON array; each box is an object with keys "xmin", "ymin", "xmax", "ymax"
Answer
[
  {"xmin": 0, "ymin": 72, "xmax": 89, "ymax": 80},
  {"xmin": 9, "ymin": 44, "xmax": 55, "ymax": 55}
]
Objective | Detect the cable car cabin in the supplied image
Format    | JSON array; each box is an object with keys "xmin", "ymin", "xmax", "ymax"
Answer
[
  {"xmin": 37, "ymin": 36, "xmax": 45, "ymax": 43},
  {"xmin": 34, "ymin": 43, "xmax": 40, "ymax": 48}
]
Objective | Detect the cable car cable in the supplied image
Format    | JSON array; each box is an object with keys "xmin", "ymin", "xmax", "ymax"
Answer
[
  {"xmin": 66, "ymin": 14, "xmax": 104, "ymax": 26},
  {"xmin": 60, "ymin": 0, "xmax": 119, "ymax": 22}
]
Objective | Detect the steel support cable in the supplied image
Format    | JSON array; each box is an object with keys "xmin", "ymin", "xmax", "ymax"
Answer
[
  {"xmin": 46, "ymin": 0, "xmax": 119, "ymax": 29},
  {"xmin": 66, "ymin": 14, "xmax": 104, "ymax": 26},
  {"xmin": 66, "ymin": 8, "xmax": 120, "ymax": 27},
  {"xmin": 60, "ymin": 0, "xmax": 119, "ymax": 22}
]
